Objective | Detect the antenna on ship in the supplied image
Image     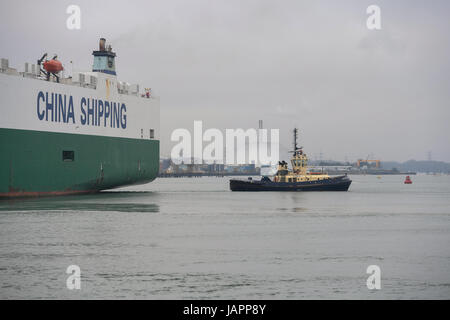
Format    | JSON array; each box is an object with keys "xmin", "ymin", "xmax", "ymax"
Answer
[
  {"xmin": 291, "ymin": 128, "xmax": 303, "ymax": 156},
  {"xmin": 293, "ymin": 128, "xmax": 298, "ymax": 152}
]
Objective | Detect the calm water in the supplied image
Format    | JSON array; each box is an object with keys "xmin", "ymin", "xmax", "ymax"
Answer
[{"xmin": 1, "ymin": 175, "xmax": 449, "ymax": 299}]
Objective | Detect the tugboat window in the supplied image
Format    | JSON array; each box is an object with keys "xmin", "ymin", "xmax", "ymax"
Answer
[
  {"xmin": 63, "ymin": 150, "xmax": 74, "ymax": 162},
  {"xmin": 150, "ymin": 129, "xmax": 155, "ymax": 139}
]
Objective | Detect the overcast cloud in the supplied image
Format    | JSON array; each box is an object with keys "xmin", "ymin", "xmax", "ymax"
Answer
[{"xmin": 1, "ymin": 0, "xmax": 449, "ymax": 161}]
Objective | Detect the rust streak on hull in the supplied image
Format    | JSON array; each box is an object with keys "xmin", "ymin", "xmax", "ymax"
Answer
[{"xmin": 0, "ymin": 189, "xmax": 99, "ymax": 199}]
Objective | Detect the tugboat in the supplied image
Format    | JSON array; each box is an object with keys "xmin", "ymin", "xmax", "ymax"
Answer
[{"xmin": 230, "ymin": 129, "xmax": 352, "ymax": 192}]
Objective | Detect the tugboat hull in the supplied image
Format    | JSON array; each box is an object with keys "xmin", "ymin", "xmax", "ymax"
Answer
[{"xmin": 230, "ymin": 175, "xmax": 352, "ymax": 192}]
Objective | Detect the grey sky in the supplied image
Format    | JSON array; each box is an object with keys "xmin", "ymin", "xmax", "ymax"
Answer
[{"xmin": 1, "ymin": 0, "xmax": 449, "ymax": 162}]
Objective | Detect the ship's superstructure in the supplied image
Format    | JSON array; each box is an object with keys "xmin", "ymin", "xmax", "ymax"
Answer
[
  {"xmin": 0, "ymin": 38, "xmax": 160, "ymax": 197},
  {"xmin": 272, "ymin": 128, "xmax": 331, "ymax": 182}
]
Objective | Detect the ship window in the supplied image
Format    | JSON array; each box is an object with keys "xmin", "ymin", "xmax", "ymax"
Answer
[
  {"xmin": 141, "ymin": 129, "xmax": 143, "ymax": 138},
  {"xmin": 150, "ymin": 129, "xmax": 155, "ymax": 139},
  {"xmin": 62, "ymin": 150, "xmax": 74, "ymax": 162}
]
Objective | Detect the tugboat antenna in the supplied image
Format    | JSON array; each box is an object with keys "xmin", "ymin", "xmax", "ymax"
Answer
[
  {"xmin": 293, "ymin": 128, "xmax": 298, "ymax": 152},
  {"xmin": 291, "ymin": 128, "xmax": 303, "ymax": 155}
]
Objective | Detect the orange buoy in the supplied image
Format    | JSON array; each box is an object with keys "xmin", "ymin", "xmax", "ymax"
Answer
[
  {"xmin": 404, "ymin": 175, "xmax": 412, "ymax": 184},
  {"xmin": 43, "ymin": 59, "xmax": 63, "ymax": 73}
]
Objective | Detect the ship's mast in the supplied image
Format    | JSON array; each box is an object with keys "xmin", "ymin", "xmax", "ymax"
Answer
[
  {"xmin": 293, "ymin": 128, "xmax": 298, "ymax": 152},
  {"xmin": 292, "ymin": 128, "xmax": 302, "ymax": 156}
]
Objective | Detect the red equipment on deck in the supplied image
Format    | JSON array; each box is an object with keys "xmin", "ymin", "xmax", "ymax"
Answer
[
  {"xmin": 43, "ymin": 59, "xmax": 63, "ymax": 73},
  {"xmin": 37, "ymin": 53, "xmax": 64, "ymax": 82},
  {"xmin": 404, "ymin": 176, "xmax": 412, "ymax": 184}
]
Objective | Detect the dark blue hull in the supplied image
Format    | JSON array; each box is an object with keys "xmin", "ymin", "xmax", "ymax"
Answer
[{"xmin": 230, "ymin": 175, "xmax": 352, "ymax": 191}]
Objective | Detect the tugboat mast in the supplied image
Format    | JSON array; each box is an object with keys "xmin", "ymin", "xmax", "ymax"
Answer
[
  {"xmin": 293, "ymin": 128, "xmax": 298, "ymax": 151},
  {"xmin": 293, "ymin": 128, "xmax": 302, "ymax": 156}
]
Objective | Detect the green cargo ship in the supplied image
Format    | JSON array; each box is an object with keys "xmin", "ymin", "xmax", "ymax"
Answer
[{"xmin": 0, "ymin": 38, "xmax": 160, "ymax": 198}]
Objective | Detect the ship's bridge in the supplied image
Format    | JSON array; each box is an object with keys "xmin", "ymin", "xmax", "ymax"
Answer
[{"xmin": 92, "ymin": 38, "xmax": 116, "ymax": 75}]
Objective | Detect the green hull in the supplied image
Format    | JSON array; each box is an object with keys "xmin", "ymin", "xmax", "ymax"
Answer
[{"xmin": 0, "ymin": 128, "xmax": 159, "ymax": 198}]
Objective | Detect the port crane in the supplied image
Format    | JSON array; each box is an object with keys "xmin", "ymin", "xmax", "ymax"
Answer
[{"xmin": 356, "ymin": 159, "xmax": 380, "ymax": 168}]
